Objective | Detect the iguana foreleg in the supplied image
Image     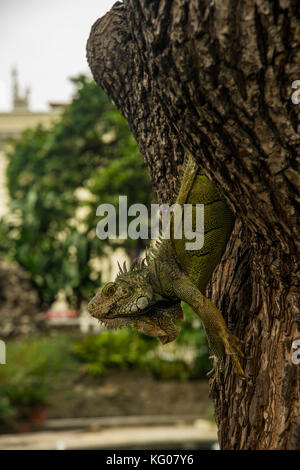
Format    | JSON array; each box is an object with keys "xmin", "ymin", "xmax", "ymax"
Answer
[{"xmin": 172, "ymin": 275, "xmax": 245, "ymax": 381}]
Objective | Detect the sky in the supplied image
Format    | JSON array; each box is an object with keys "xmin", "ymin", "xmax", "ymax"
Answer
[{"xmin": 0, "ymin": 0, "xmax": 116, "ymax": 111}]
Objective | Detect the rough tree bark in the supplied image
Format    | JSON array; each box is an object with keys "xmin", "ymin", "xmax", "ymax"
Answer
[{"xmin": 87, "ymin": 0, "xmax": 300, "ymax": 449}]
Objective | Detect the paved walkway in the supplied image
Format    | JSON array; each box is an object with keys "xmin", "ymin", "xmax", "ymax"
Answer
[{"xmin": 0, "ymin": 419, "xmax": 218, "ymax": 450}]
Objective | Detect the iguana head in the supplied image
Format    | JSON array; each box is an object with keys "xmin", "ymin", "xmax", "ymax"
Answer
[{"xmin": 88, "ymin": 262, "xmax": 183, "ymax": 344}]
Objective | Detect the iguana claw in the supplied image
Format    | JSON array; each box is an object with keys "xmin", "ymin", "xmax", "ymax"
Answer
[
  {"xmin": 207, "ymin": 355, "xmax": 224, "ymax": 387},
  {"xmin": 207, "ymin": 332, "xmax": 246, "ymax": 385},
  {"xmin": 223, "ymin": 332, "xmax": 246, "ymax": 378}
]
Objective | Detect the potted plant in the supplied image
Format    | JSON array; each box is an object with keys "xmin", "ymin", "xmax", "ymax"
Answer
[
  {"xmin": 0, "ymin": 340, "xmax": 52, "ymax": 433},
  {"xmin": 0, "ymin": 396, "xmax": 17, "ymax": 433}
]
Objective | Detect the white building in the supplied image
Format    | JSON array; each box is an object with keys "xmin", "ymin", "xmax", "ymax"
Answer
[{"xmin": 0, "ymin": 68, "xmax": 65, "ymax": 216}]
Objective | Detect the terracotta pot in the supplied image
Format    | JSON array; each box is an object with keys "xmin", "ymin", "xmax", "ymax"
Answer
[
  {"xmin": 14, "ymin": 405, "xmax": 47, "ymax": 433},
  {"xmin": 30, "ymin": 405, "xmax": 47, "ymax": 427}
]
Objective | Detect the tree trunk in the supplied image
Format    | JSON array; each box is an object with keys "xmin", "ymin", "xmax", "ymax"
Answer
[{"xmin": 87, "ymin": 0, "xmax": 300, "ymax": 449}]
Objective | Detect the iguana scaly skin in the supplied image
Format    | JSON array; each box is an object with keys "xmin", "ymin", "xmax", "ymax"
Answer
[{"xmin": 88, "ymin": 156, "xmax": 245, "ymax": 382}]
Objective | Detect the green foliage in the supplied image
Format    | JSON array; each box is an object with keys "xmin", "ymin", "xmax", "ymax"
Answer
[
  {"xmin": 0, "ymin": 335, "xmax": 78, "ymax": 422},
  {"xmin": 0, "ymin": 396, "xmax": 16, "ymax": 425},
  {"xmin": 73, "ymin": 324, "xmax": 210, "ymax": 381},
  {"xmin": 149, "ymin": 358, "xmax": 190, "ymax": 381},
  {"xmin": 2, "ymin": 75, "xmax": 152, "ymax": 308},
  {"xmin": 71, "ymin": 303, "xmax": 211, "ymax": 382},
  {"xmin": 177, "ymin": 302, "xmax": 211, "ymax": 378},
  {"xmin": 0, "ymin": 325, "xmax": 210, "ymax": 428},
  {"xmin": 73, "ymin": 329, "xmax": 156, "ymax": 375}
]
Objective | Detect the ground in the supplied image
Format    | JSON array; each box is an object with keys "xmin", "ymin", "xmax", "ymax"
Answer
[{"xmin": 47, "ymin": 370, "xmax": 213, "ymax": 420}]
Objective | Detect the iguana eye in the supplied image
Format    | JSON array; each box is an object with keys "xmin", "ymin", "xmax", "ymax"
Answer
[{"xmin": 102, "ymin": 282, "xmax": 117, "ymax": 297}]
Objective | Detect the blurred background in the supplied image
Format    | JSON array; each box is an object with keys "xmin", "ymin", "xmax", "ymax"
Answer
[{"xmin": 0, "ymin": 0, "xmax": 217, "ymax": 450}]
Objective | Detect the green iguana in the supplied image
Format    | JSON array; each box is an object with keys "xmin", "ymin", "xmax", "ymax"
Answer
[{"xmin": 88, "ymin": 156, "xmax": 245, "ymax": 382}]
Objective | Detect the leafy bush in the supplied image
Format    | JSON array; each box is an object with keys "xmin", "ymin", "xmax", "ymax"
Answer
[
  {"xmin": 73, "ymin": 329, "xmax": 190, "ymax": 380},
  {"xmin": 149, "ymin": 358, "xmax": 190, "ymax": 381},
  {"xmin": 0, "ymin": 335, "xmax": 78, "ymax": 424},
  {"xmin": 178, "ymin": 303, "xmax": 211, "ymax": 378},
  {"xmin": 0, "ymin": 396, "xmax": 16, "ymax": 425},
  {"xmin": 73, "ymin": 318, "xmax": 211, "ymax": 381},
  {"xmin": 73, "ymin": 329, "xmax": 156, "ymax": 375}
]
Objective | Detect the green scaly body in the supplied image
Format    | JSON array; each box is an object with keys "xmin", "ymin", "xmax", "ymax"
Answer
[{"xmin": 161, "ymin": 157, "xmax": 234, "ymax": 293}]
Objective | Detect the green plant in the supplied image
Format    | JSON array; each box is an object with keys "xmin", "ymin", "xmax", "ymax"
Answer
[
  {"xmin": 178, "ymin": 302, "xmax": 211, "ymax": 378},
  {"xmin": 0, "ymin": 334, "xmax": 79, "ymax": 424},
  {"xmin": 73, "ymin": 329, "xmax": 156, "ymax": 375},
  {"xmin": 73, "ymin": 323, "xmax": 210, "ymax": 381},
  {"xmin": 0, "ymin": 396, "xmax": 16, "ymax": 425},
  {"xmin": 149, "ymin": 358, "xmax": 190, "ymax": 381}
]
